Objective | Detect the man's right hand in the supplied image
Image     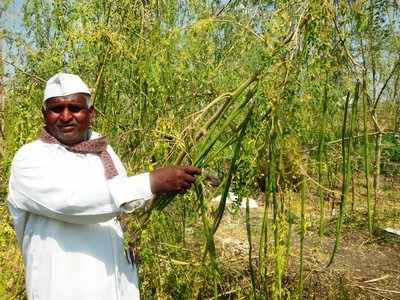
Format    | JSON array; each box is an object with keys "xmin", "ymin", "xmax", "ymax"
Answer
[{"xmin": 149, "ymin": 166, "xmax": 201, "ymax": 195}]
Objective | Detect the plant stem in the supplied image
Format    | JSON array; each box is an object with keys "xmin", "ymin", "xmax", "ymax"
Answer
[
  {"xmin": 328, "ymin": 82, "xmax": 359, "ymax": 267},
  {"xmin": 362, "ymin": 81, "xmax": 373, "ymax": 236},
  {"xmin": 212, "ymin": 107, "xmax": 253, "ymax": 233},
  {"xmin": 298, "ymin": 179, "xmax": 306, "ymax": 299},
  {"xmin": 327, "ymin": 91, "xmax": 350, "ymax": 267},
  {"xmin": 175, "ymin": 71, "xmax": 259, "ymax": 165},
  {"xmin": 318, "ymin": 81, "xmax": 329, "ymax": 237},
  {"xmin": 246, "ymin": 197, "xmax": 257, "ymax": 299}
]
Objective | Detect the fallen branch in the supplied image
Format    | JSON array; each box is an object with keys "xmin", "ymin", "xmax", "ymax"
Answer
[
  {"xmin": 206, "ymin": 285, "xmax": 251, "ymax": 300},
  {"xmin": 155, "ymin": 254, "xmax": 200, "ymax": 267},
  {"xmin": 353, "ymin": 284, "xmax": 400, "ymax": 295}
]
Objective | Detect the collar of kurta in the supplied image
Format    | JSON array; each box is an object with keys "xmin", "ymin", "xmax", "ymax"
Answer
[{"xmin": 40, "ymin": 129, "xmax": 119, "ymax": 180}]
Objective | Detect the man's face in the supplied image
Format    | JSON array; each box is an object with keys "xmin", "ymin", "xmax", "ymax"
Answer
[{"xmin": 43, "ymin": 93, "xmax": 94, "ymax": 146}]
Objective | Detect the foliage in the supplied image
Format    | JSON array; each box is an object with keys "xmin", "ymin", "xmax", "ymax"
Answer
[{"xmin": 1, "ymin": 0, "xmax": 400, "ymax": 298}]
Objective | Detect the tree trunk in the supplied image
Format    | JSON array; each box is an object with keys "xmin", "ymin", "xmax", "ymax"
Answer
[
  {"xmin": 0, "ymin": 42, "xmax": 4, "ymax": 160},
  {"xmin": 393, "ymin": 74, "xmax": 400, "ymax": 132},
  {"xmin": 373, "ymin": 127, "xmax": 382, "ymax": 227}
]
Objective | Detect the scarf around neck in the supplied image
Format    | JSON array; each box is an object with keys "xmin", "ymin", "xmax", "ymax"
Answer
[{"xmin": 40, "ymin": 129, "xmax": 119, "ymax": 180}]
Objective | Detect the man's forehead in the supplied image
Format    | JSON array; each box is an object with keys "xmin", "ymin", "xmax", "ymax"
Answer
[{"xmin": 46, "ymin": 93, "xmax": 89, "ymax": 106}]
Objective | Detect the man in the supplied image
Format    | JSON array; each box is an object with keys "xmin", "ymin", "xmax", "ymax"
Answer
[{"xmin": 7, "ymin": 73, "xmax": 201, "ymax": 300}]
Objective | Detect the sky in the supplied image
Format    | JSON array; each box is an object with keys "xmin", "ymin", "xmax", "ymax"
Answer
[
  {"xmin": 1, "ymin": 0, "xmax": 24, "ymax": 33},
  {"xmin": 1, "ymin": 0, "xmax": 24, "ymax": 75}
]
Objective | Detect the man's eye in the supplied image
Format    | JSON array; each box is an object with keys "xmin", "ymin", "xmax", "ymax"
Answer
[
  {"xmin": 69, "ymin": 105, "xmax": 84, "ymax": 113},
  {"xmin": 49, "ymin": 106, "xmax": 64, "ymax": 113}
]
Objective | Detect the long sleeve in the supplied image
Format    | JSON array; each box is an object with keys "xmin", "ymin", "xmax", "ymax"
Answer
[
  {"xmin": 8, "ymin": 140, "xmax": 153, "ymax": 225},
  {"xmin": 105, "ymin": 145, "xmax": 154, "ymax": 212},
  {"xmin": 7, "ymin": 138, "xmax": 147, "ymax": 300}
]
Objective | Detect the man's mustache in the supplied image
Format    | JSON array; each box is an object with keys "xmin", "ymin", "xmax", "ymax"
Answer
[{"xmin": 56, "ymin": 120, "xmax": 78, "ymax": 127}]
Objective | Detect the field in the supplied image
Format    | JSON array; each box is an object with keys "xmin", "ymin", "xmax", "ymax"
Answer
[
  {"xmin": 211, "ymin": 181, "xmax": 400, "ymax": 299},
  {"xmin": 1, "ymin": 0, "xmax": 400, "ymax": 299},
  {"xmin": 0, "ymin": 178, "xmax": 399, "ymax": 299}
]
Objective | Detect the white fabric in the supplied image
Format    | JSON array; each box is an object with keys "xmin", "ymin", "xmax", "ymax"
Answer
[
  {"xmin": 44, "ymin": 73, "xmax": 91, "ymax": 102},
  {"xmin": 7, "ymin": 132, "xmax": 153, "ymax": 300}
]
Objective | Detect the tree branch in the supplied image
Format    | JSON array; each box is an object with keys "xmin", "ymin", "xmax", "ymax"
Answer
[
  {"xmin": 2, "ymin": 59, "xmax": 46, "ymax": 83},
  {"xmin": 374, "ymin": 57, "xmax": 400, "ymax": 110}
]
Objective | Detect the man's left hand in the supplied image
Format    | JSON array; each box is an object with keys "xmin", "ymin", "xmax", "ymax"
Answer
[{"xmin": 149, "ymin": 166, "xmax": 202, "ymax": 195}]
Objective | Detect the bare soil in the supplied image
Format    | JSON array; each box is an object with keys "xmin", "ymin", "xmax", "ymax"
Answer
[{"xmin": 213, "ymin": 203, "xmax": 400, "ymax": 299}]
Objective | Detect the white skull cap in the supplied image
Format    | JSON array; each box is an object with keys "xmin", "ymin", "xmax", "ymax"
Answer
[{"xmin": 43, "ymin": 73, "xmax": 91, "ymax": 103}]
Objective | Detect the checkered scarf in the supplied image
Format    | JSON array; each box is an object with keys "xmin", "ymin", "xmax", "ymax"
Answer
[{"xmin": 40, "ymin": 129, "xmax": 119, "ymax": 180}]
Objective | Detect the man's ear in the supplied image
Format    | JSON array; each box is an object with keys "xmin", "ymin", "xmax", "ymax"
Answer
[
  {"xmin": 41, "ymin": 107, "xmax": 47, "ymax": 121},
  {"xmin": 89, "ymin": 106, "xmax": 96, "ymax": 123}
]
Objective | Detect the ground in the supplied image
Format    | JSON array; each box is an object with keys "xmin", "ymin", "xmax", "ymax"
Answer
[{"xmin": 213, "ymin": 195, "xmax": 400, "ymax": 299}]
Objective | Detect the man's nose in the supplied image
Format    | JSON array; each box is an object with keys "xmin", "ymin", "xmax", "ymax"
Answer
[{"xmin": 60, "ymin": 107, "xmax": 73, "ymax": 122}]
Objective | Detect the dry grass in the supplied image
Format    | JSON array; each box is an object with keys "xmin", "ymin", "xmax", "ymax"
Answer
[{"xmin": 208, "ymin": 179, "xmax": 400, "ymax": 299}]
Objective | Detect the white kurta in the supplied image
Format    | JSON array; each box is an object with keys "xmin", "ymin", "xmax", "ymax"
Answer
[{"xmin": 7, "ymin": 132, "xmax": 153, "ymax": 300}]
